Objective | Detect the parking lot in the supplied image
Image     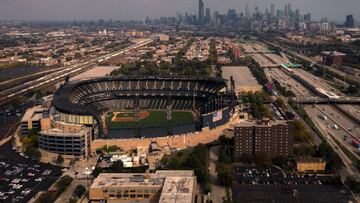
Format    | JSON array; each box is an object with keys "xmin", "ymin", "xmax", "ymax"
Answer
[
  {"xmin": 0, "ymin": 142, "xmax": 61, "ymax": 203},
  {"xmin": 233, "ymin": 165, "xmax": 355, "ymax": 202}
]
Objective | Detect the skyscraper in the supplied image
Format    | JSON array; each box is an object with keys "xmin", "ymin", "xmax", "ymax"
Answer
[
  {"xmin": 270, "ymin": 3, "xmax": 275, "ymax": 20},
  {"xmin": 205, "ymin": 8, "xmax": 211, "ymax": 24},
  {"xmin": 295, "ymin": 9, "xmax": 300, "ymax": 30},
  {"xmin": 345, "ymin": 15, "xmax": 355, "ymax": 28},
  {"xmin": 198, "ymin": 0, "xmax": 204, "ymax": 25},
  {"xmin": 245, "ymin": 3, "xmax": 250, "ymax": 20}
]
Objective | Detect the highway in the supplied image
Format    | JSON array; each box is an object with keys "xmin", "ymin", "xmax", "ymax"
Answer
[
  {"xmin": 305, "ymin": 105, "xmax": 360, "ymax": 179},
  {"xmin": 267, "ymin": 68, "xmax": 313, "ymax": 97},
  {"xmin": 310, "ymin": 105, "xmax": 360, "ymax": 158},
  {"xmin": 338, "ymin": 105, "xmax": 360, "ymax": 123},
  {"xmin": 0, "ymin": 38, "xmax": 153, "ymax": 105},
  {"xmin": 266, "ymin": 65, "xmax": 360, "ymax": 179},
  {"xmin": 293, "ymin": 69, "xmax": 343, "ymax": 96},
  {"xmin": 262, "ymin": 39, "xmax": 360, "ymax": 86}
]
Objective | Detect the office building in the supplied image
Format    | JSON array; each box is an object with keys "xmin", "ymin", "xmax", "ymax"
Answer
[
  {"xmin": 234, "ymin": 118, "xmax": 294, "ymax": 160},
  {"xmin": 205, "ymin": 8, "xmax": 211, "ymax": 24},
  {"xmin": 345, "ymin": 15, "xmax": 355, "ymax": 28},
  {"xmin": 245, "ymin": 3, "xmax": 250, "ymax": 20},
  {"xmin": 270, "ymin": 3, "xmax": 275, "ymax": 20},
  {"xmin": 89, "ymin": 171, "xmax": 197, "ymax": 203},
  {"xmin": 198, "ymin": 0, "xmax": 204, "ymax": 25}
]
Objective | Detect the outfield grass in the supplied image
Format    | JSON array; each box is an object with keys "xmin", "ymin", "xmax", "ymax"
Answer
[{"xmin": 106, "ymin": 110, "xmax": 194, "ymax": 129}]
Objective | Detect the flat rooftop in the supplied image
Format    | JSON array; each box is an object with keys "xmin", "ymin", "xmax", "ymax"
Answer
[
  {"xmin": 21, "ymin": 105, "xmax": 47, "ymax": 122},
  {"xmin": 159, "ymin": 176, "xmax": 196, "ymax": 203},
  {"xmin": 91, "ymin": 170, "xmax": 195, "ymax": 190},
  {"xmin": 91, "ymin": 173, "xmax": 164, "ymax": 189}
]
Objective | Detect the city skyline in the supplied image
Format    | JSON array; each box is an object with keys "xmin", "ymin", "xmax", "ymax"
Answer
[{"xmin": 0, "ymin": 0, "xmax": 359, "ymax": 23}]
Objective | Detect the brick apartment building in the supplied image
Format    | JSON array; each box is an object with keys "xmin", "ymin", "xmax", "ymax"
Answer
[{"xmin": 234, "ymin": 118, "xmax": 294, "ymax": 160}]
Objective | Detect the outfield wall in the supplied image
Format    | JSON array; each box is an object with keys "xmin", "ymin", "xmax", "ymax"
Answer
[
  {"xmin": 91, "ymin": 111, "xmax": 240, "ymax": 152},
  {"xmin": 105, "ymin": 123, "xmax": 196, "ymax": 139},
  {"xmin": 201, "ymin": 107, "xmax": 231, "ymax": 129}
]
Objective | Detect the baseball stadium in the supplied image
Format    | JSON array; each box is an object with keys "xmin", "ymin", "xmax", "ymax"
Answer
[{"xmin": 52, "ymin": 76, "xmax": 236, "ymax": 139}]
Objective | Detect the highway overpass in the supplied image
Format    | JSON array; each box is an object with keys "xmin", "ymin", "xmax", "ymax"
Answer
[{"xmin": 293, "ymin": 97, "xmax": 360, "ymax": 104}]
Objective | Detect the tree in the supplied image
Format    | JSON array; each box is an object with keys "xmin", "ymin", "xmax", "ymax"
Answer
[
  {"xmin": 216, "ymin": 147, "xmax": 233, "ymax": 187},
  {"xmin": 56, "ymin": 155, "xmax": 64, "ymax": 165},
  {"xmin": 24, "ymin": 145, "xmax": 41, "ymax": 160},
  {"xmin": 109, "ymin": 160, "xmax": 124, "ymax": 172},
  {"xmin": 317, "ymin": 142, "xmax": 343, "ymax": 171},
  {"xmin": 345, "ymin": 176, "xmax": 360, "ymax": 194},
  {"xmin": 73, "ymin": 185, "xmax": 86, "ymax": 198},
  {"xmin": 56, "ymin": 175, "xmax": 73, "ymax": 194}
]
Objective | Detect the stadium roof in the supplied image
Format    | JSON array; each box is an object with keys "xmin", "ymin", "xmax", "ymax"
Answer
[{"xmin": 53, "ymin": 76, "xmax": 228, "ymax": 117}]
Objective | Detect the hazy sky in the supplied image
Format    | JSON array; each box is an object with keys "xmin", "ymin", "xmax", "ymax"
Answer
[{"xmin": 0, "ymin": 0, "xmax": 359, "ymax": 23}]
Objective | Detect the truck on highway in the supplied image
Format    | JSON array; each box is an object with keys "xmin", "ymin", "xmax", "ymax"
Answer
[
  {"xmin": 333, "ymin": 124, "xmax": 339, "ymax": 130},
  {"xmin": 352, "ymin": 138, "xmax": 360, "ymax": 149}
]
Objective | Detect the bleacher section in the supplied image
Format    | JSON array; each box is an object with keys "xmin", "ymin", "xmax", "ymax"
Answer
[{"xmin": 53, "ymin": 76, "xmax": 236, "ymax": 137}]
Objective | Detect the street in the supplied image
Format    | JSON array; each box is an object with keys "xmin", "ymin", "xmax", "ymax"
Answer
[{"xmin": 209, "ymin": 146, "xmax": 227, "ymax": 203}]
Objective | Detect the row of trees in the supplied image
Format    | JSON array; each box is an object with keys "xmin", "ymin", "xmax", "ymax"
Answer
[
  {"xmin": 35, "ymin": 175, "xmax": 74, "ymax": 203},
  {"xmin": 273, "ymin": 80, "xmax": 296, "ymax": 97},
  {"xmin": 160, "ymin": 144, "xmax": 211, "ymax": 193},
  {"xmin": 216, "ymin": 146, "xmax": 233, "ymax": 187}
]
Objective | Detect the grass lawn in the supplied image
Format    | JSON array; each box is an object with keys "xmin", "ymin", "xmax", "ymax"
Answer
[{"xmin": 106, "ymin": 110, "xmax": 194, "ymax": 129}]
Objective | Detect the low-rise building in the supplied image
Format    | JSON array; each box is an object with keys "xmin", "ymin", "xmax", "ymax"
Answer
[
  {"xmin": 89, "ymin": 170, "xmax": 197, "ymax": 203},
  {"xmin": 296, "ymin": 157, "xmax": 326, "ymax": 172}
]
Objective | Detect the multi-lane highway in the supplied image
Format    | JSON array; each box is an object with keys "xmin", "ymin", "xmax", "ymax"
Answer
[
  {"xmin": 262, "ymin": 39, "xmax": 360, "ymax": 86},
  {"xmin": 267, "ymin": 67, "xmax": 313, "ymax": 97},
  {"xmin": 0, "ymin": 38, "xmax": 153, "ymax": 105},
  {"xmin": 312, "ymin": 105, "xmax": 360, "ymax": 157},
  {"xmin": 305, "ymin": 105, "xmax": 360, "ymax": 178},
  {"xmin": 267, "ymin": 65, "xmax": 360, "ymax": 179}
]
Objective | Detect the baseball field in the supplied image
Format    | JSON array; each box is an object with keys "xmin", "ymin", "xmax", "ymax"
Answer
[{"xmin": 105, "ymin": 110, "xmax": 194, "ymax": 129}]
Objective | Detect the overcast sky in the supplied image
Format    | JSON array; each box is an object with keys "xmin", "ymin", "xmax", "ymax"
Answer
[{"xmin": 0, "ymin": 0, "xmax": 359, "ymax": 23}]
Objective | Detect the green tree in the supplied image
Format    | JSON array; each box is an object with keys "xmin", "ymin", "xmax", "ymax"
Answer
[
  {"xmin": 73, "ymin": 185, "xmax": 86, "ymax": 198},
  {"xmin": 109, "ymin": 160, "xmax": 124, "ymax": 172},
  {"xmin": 56, "ymin": 176, "xmax": 73, "ymax": 194},
  {"xmin": 24, "ymin": 145, "xmax": 41, "ymax": 160},
  {"xmin": 216, "ymin": 147, "xmax": 233, "ymax": 187},
  {"xmin": 56, "ymin": 155, "xmax": 64, "ymax": 165},
  {"xmin": 345, "ymin": 176, "xmax": 360, "ymax": 194}
]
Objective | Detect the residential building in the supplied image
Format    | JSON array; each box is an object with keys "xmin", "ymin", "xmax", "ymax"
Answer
[{"xmin": 234, "ymin": 118, "xmax": 294, "ymax": 160}]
